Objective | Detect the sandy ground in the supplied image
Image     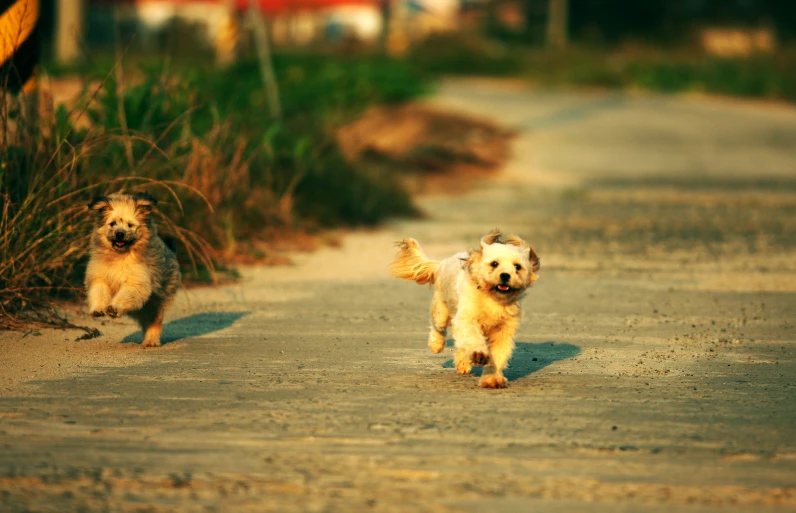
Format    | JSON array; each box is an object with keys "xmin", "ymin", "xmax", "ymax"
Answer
[{"xmin": 1, "ymin": 80, "xmax": 795, "ymax": 512}]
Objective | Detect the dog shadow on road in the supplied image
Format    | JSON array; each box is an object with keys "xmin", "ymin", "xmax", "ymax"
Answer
[
  {"xmin": 122, "ymin": 311, "xmax": 250, "ymax": 345},
  {"xmin": 442, "ymin": 341, "xmax": 581, "ymax": 381}
]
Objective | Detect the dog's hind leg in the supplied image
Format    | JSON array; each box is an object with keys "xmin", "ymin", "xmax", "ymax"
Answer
[
  {"xmin": 142, "ymin": 307, "xmax": 164, "ymax": 348},
  {"xmin": 132, "ymin": 299, "xmax": 164, "ymax": 348},
  {"xmin": 428, "ymin": 290, "xmax": 450, "ymax": 354}
]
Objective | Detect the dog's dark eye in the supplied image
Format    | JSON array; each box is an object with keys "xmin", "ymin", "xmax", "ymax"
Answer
[
  {"xmin": 109, "ymin": 221, "xmax": 116, "ymax": 227},
  {"xmin": 490, "ymin": 261, "xmax": 498, "ymax": 268},
  {"xmin": 514, "ymin": 264, "xmax": 522, "ymax": 271},
  {"xmin": 128, "ymin": 223, "xmax": 133, "ymax": 228}
]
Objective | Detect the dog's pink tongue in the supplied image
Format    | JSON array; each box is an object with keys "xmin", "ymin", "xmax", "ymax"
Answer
[{"xmin": 498, "ymin": 284, "xmax": 510, "ymax": 291}]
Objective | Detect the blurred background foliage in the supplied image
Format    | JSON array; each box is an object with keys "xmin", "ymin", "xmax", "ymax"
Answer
[
  {"xmin": 3, "ymin": 0, "xmax": 795, "ymax": 326},
  {"xmin": 1, "ymin": 49, "xmax": 429, "ymax": 327}
]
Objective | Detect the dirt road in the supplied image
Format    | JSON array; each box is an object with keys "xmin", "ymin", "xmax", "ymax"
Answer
[{"xmin": 2, "ymin": 80, "xmax": 795, "ymax": 512}]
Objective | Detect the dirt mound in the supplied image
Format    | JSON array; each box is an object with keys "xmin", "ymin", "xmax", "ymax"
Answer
[{"xmin": 337, "ymin": 103, "xmax": 515, "ymax": 194}]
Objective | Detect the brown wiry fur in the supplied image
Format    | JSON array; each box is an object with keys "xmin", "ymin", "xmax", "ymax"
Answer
[
  {"xmin": 390, "ymin": 229, "xmax": 540, "ymax": 388},
  {"xmin": 85, "ymin": 192, "xmax": 181, "ymax": 348}
]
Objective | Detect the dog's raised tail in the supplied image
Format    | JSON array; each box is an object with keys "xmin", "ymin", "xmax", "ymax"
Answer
[{"xmin": 389, "ymin": 238, "xmax": 439, "ymax": 285}]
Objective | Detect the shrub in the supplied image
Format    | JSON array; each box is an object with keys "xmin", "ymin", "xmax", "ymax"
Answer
[
  {"xmin": 408, "ymin": 33, "xmax": 525, "ymax": 76},
  {"xmin": 1, "ymin": 53, "xmax": 428, "ymax": 328}
]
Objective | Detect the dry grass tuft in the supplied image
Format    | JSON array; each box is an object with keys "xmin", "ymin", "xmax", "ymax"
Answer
[{"xmin": 1, "ymin": 70, "xmax": 214, "ymax": 330}]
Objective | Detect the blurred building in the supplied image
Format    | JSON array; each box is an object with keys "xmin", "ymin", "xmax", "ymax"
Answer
[
  {"xmin": 42, "ymin": 0, "xmax": 796, "ymax": 62},
  {"xmin": 80, "ymin": 0, "xmax": 461, "ymax": 54},
  {"xmin": 84, "ymin": 0, "xmax": 375, "ymax": 49}
]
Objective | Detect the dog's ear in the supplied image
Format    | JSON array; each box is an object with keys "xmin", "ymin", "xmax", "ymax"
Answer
[
  {"xmin": 480, "ymin": 229, "xmax": 501, "ymax": 250},
  {"xmin": 505, "ymin": 234, "xmax": 540, "ymax": 272},
  {"xmin": 464, "ymin": 229, "xmax": 500, "ymax": 270},
  {"xmin": 528, "ymin": 244, "xmax": 540, "ymax": 273},
  {"xmin": 88, "ymin": 196, "xmax": 111, "ymax": 217},
  {"xmin": 504, "ymin": 234, "xmax": 526, "ymax": 249},
  {"xmin": 132, "ymin": 192, "xmax": 157, "ymax": 218}
]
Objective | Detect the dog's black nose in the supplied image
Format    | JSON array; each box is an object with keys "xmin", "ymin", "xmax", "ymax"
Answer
[
  {"xmin": 500, "ymin": 272, "xmax": 510, "ymax": 282},
  {"xmin": 114, "ymin": 231, "xmax": 125, "ymax": 240}
]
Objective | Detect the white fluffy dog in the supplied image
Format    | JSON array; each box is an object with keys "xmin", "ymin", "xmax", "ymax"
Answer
[{"xmin": 390, "ymin": 229, "xmax": 540, "ymax": 388}]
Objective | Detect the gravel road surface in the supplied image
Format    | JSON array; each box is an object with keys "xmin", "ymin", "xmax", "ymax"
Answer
[{"xmin": 2, "ymin": 80, "xmax": 795, "ymax": 512}]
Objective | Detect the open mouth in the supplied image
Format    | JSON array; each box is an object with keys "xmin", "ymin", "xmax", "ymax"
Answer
[
  {"xmin": 112, "ymin": 240, "xmax": 131, "ymax": 250},
  {"xmin": 495, "ymin": 284, "xmax": 512, "ymax": 293}
]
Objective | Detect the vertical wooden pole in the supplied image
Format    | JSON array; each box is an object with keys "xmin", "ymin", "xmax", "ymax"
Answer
[
  {"xmin": 379, "ymin": 0, "xmax": 390, "ymax": 54},
  {"xmin": 247, "ymin": 0, "xmax": 281, "ymax": 121},
  {"xmin": 54, "ymin": 0, "xmax": 83, "ymax": 64},
  {"xmin": 547, "ymin": 0, "xmax": 568, "ymax": 49}
]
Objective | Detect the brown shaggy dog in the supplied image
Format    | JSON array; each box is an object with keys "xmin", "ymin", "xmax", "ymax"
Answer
[
  {"xmin": 85, "ymin": 192, "xmax": 181, "ymax": 347},
  {"xmin": 390, "ymin": 229, "xmax": 540, "ymax": 388}
]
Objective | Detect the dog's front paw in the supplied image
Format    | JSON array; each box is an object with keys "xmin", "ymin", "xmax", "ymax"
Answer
[
  {"xmin": 90, "ymin": 310, "xmax": 105, "ymax": 318},
  {"xmin": 106, "ymin": 305, "xmax": 123, "ymax": 318},
  {"xmin": 428, "ymin": 331, "xmax": 446, "ymax": 354},
  {"xmin": 471, "ymin": 351, "xmax": 490, "ymax": 366},
  {"xmin": 479, "ymin": 375, "xmax": 508, "ymax": 389},
  {"xmin": 454, "ymin": 350, "xmax": 472, "ymax": 375}
]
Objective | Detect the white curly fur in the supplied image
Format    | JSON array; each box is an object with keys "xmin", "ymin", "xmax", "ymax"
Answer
[{"xmin": 390, "ymin": 230, "xmax": 539, "ymax": 388}]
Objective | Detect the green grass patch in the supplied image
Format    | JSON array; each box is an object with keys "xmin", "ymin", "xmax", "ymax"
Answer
[
  {"xmin": 408, "ymin": 33, "xmax": 526, "ymax": 76},
  {"xmin": 408, "ymin": 34, "xmax": 796, "ymax": 103}
]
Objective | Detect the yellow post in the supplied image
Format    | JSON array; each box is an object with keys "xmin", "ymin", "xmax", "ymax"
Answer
[
  {"xmin": 216, "ymin": 0, "xmax": 239, "ymax": 67},
  {"xmin": 387, "ymin": 0, "xmax": 408, "ymax": 56}
]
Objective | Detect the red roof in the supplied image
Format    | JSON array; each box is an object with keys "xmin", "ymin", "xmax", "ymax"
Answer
[
  {"xmin": 237, "ymin": 0, "xmax": 379, "ymax": 13},
  {"xmin": 90, "ymin": 0, "xmax": 381, "ymax": 14}
]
